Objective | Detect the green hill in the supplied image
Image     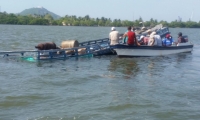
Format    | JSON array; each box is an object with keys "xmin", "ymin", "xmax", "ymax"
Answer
[{"xmin": 18, "ymin": 7, "xmax": 61, "ymax": 20}]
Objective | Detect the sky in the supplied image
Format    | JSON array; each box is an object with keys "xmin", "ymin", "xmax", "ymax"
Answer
[{"xmin": 0, "ymin": 0, "xmax": 200, "ymax": 22}]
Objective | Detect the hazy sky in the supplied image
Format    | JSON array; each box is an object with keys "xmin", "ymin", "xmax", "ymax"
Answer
[{"xmin": 0, "ymin": 0, "xmax": 199, "ymax": 22}]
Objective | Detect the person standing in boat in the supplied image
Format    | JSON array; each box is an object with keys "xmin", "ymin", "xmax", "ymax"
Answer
[
  {"xmin": 123, "ymin": 26, "xmax": 140, "ymax": 46},
  {"xmin": 162, "ymin": 34, "xmax": 174, "ymax": 46},
  {"xmin": 109, "ymin": 27, "xmax": 120, "ymax": 45}
]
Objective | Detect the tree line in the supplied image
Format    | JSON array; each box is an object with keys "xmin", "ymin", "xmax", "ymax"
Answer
[{"xmin": 0, "ymin": 12, "xmax": 200, "ymax": 28}]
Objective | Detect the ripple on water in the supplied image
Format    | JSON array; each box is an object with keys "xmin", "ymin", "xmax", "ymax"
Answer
[{"xmin": 1, "ymin": 26, "xmax": 200, "ymax": 120}]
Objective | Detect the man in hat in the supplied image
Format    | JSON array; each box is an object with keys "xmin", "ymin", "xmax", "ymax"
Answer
[
  {"xmin": 148, "ymin": 32, "xmax": 162, "ymax": 46},
  {"xmin": 148, "ymin": 32, "xmax": 157, "ymax": 46},
  {"xmin": 109, "ymin": 27, "xmax": 120, "ymax": 45},
  {"xmin": 138, "ymin": 35, "xmax": 149, "ymax": 45},
  {"xmin": 146, "ymin": 29, "xmax": 152, "ymax": 37},
  {"xmin": 138, "ymin": 27, "xmax": 147, "ymax": 34}
]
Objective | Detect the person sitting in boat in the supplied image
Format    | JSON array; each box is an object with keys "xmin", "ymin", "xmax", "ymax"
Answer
[
  {"xmin": 138, "ymin": 35, "xmax": 149, "ymax": 45},
  {"xmin": 177, "ymin": 32, "xmax": 188, "ymax": 43},
  {"xmin": 35, "ymin": 42, "xmax": 59, "ymax": 50},
  {"xmin": 118, "ymin": 33, "xmax": 124, "ymax": 40},
  {"xmin": 123, "ymin": 26, "xmax": 135, "ymax": 44},
  {"xmin": 109, "ymin": 27, "xmax": 120, "ymax": 45},
  {"xmin": 146, "ymin": 29, "xmax": 152, "ymax": 37},
  {"xmin": 148, "ymin": 32, "xmax": 162, "ymax": 46},
  {"xmin": 162, "ymin": 34, "xmax": 174, "ymax": 46},
  {"xmin": 123, "ymin": 26, "xmax": 140, "ymax": 46},
  {"xmin": 131, "ymin": 26, "xmax": 136, "ymax": 31},
  {"xmin": 138, "ymin": 27, "xmax": 147, "ymax": 34}
]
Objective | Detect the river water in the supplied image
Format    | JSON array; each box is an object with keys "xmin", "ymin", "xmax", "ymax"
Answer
[{"xmin": 0, "ymin": 25, "xmax": 200, "ymax": 120}]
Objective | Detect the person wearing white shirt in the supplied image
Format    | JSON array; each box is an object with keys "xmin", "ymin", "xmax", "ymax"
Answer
[{"xmin": 109, "ymin": 27, "xmax": 119, "ymax": 45}]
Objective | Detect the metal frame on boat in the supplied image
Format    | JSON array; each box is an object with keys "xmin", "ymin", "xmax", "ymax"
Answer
[
  {"xmin": 136, "ymin": 25, "xmax": 170, "ymax": 39},
  {"xmin": 0, "ymin": 38, "xmax": 113, "ymax": 60}
]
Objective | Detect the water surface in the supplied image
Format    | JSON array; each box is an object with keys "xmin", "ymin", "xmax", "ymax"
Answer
[{"xmin": 0, "ymin": 25, "xmax": 200, "ymax": 120}]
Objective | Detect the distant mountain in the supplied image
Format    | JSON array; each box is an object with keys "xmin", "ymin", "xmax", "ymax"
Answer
[{"xmin": 18, "ymin": 6, "xmax": 61, "ymax": 20}]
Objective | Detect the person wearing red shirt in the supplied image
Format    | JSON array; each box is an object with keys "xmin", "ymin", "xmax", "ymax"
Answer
[{"xmin": 123, "ymin": 26, "xmax": 140, "ymax": 46}]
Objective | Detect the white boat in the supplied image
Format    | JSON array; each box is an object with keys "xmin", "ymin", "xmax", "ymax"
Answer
[{"xmin": 112, "ymin": 42, "xmax": 193, "ymax": 57}]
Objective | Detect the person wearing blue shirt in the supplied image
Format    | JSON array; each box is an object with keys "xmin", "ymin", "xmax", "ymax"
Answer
[{"xmin": 162, "ymin": 34, "xmax": 174, "ymax": 46}]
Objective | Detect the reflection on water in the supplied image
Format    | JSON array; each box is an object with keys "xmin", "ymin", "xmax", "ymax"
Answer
[
  {"xmin": 147, "ymin": 52, "xmax": 193, "ymax": 76},
  {"xmin": 175, "ymin": 52, "xmax": 192, "ymax": 64},
  {"xmin": 108, "ymin": 57, "xmax": 139, "ymax": 79},
  {"xmin": 107, "ymin": 52, "xmax": 193, "ymax": 81}
]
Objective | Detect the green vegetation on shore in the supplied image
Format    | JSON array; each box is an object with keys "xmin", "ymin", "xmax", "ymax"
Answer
[{"xmin": 0, "ymin": 12, "xmax": 200, "ymax": 28}]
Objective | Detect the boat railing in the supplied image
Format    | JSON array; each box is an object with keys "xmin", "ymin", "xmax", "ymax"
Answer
[
  {"xmin": 156, "ymin": 27, "xmax": 170, "ymax": 38},
  {"xmin": 0, "ymin": 38, "xmax": 114, "ymax": 60},
  {"xmin": 0, "ymin": 45, "xmax": 93, "ymax": 60},
  {"xmin": 79, "ymin": 38, "xmax": 109, "ymax": 46}
]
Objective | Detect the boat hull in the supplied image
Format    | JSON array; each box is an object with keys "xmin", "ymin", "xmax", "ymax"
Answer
[{"xmin": 112, "ymin": 44, "xmax": 193, "ymax": 57}]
